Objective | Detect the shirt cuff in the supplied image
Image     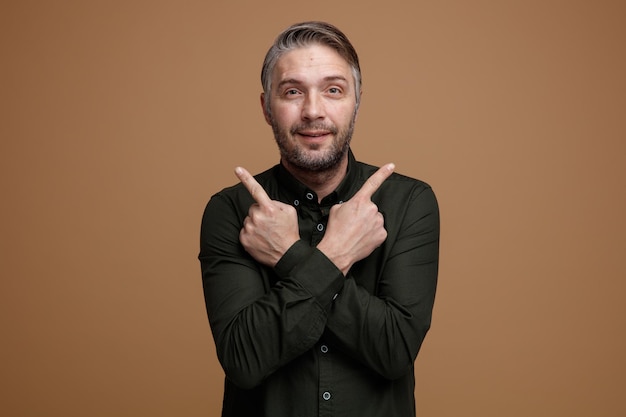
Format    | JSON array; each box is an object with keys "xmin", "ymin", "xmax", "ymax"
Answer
[
  {"xmin": 275, "ymin": 240, "xmax": 345, "ymax": 311},
  {"xmin": 274, "ymin": 240, "xmax": 314, "ymax": 278}
]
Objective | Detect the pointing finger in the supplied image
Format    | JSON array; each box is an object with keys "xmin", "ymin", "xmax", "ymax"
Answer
[
  {"xmin": 354, "ymin": 163, "xmax": 395, "ymax": 200},
  {"xmin": 235, "ymin": 166, "xmax": 272, "ymax": 207}
]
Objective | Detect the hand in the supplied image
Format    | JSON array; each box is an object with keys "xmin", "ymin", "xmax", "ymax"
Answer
[
  {"xmin": 317, "ymin": 163, "xmax": 395, "ymax": 275},
  {"xmin": 235, "ymin": 167, "xmax": 300, "ymax": 267}
]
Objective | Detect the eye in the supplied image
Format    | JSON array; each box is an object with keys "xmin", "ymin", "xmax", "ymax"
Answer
[
  {"xmin": 285, "ymin": 89, "xmax": 300, "ymax": 96},
  {"xmin": 328, "ymin": 87, "xmax": 342, "ymax": 94}
]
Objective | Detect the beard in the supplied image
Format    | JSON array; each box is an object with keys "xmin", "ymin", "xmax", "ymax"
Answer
[{"xmin": 270, "ymin": 114, "xmax": 356, "ymax": 173}]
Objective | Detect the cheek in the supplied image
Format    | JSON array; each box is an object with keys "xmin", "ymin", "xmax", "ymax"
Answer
[
  {"xmin": 271, "ymin": 104, "xmax": 301, "ymax": 124},
  {"xmin": 331, "ymin": 105, "xmax": 357, "ymax": 125}
]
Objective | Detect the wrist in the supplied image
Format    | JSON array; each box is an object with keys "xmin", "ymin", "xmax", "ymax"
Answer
[{"xmin": 317, "ymin": 239, "xmax": 352, "ymax": 276}]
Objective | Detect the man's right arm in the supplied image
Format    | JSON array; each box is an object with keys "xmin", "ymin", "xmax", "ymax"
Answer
[{"xmin": 199, "ymin": 192, "xmax": 344, "ymax": 389}]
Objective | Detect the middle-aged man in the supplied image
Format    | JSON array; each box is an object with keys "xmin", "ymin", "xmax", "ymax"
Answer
[{"xmin": 199, "ymin": 21, "xmax": 440, "ymax": 417}]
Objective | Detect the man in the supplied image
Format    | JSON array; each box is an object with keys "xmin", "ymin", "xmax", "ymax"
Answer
[{"xmin": 199, "ymin": 21, "xmax": 439, "ymax": 417}]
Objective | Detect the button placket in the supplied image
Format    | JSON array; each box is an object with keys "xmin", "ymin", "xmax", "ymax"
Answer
[{"xmin": 319, "ymin": 339, "xmax": 333, "ymax": 413}]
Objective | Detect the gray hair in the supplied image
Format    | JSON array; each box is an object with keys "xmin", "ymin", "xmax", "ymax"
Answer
[{"xmin": 261, "ymin": 21, "xmax": 362, "ymax": 115}]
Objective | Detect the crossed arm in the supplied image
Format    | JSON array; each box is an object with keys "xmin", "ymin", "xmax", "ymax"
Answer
[{"xmin": 200, "ymin": 164, "xmax": 438, "ymax": 388}]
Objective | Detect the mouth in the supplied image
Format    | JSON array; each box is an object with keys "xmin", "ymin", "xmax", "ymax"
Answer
[
  {"xmin": 290, "ymin": 123, "xmax": 338, "ymax": 145},
  {"xmin": 297, "ymin": 130, "xmax": 332, "ymax": 139}
]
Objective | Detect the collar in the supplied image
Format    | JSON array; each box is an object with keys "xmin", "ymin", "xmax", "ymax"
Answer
[{"xmin": 275, "ymin": 149, "xmax": 360, "ymax": 207}]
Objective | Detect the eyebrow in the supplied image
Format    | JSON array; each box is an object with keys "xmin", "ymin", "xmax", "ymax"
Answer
[{"xmin": 276, "ymin": 75, "xmax": 349, "ymax": 90}]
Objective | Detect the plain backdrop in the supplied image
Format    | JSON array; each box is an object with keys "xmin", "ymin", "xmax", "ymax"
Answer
[{"xmin": 1, "ymin": 1, "xmax": 625, "ymax": 416}]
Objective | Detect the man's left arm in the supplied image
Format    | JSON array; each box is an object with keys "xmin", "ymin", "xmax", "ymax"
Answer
[{"xmin": 323, "ymin": 184, "xmax": 440, "ymax": 380}]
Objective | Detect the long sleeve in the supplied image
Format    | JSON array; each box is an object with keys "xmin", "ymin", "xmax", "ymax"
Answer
[
  {"xmin": 324, "ymin": 182, "xmax": 439, "ymax": 379},
  {"xmin": 199, "ymin": 190, "xmax": 345, "ymax": 389}
]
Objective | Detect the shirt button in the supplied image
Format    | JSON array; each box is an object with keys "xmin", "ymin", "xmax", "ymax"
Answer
[
  {"xmin": 306, "ymin": 192, "xmax": 315, "ymax": 200},
  {"xmin": 293, "ymin": 199, "xmax": 299, "ymax": 206},
  {"xmin": 320, "ymin": 344, "xmax": 329, "ymax": 353},
  {"xmin": 317, "ymin": 223, "xmax": 324, "ymax": 232},
  {"xmin": 322, "ymin": 391, "xmax": 331, "ymax": 401}
]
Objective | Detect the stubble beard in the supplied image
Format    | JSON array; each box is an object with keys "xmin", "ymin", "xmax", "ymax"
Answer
[{"xmin": 271, "ymin": 115, "xmax": 356, "ymax": 173}]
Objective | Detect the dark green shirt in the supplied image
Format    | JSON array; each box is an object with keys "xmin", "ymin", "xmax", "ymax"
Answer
[{"xmin": 199, "ymin": 151, "xmax": 439, "ymax": 417}]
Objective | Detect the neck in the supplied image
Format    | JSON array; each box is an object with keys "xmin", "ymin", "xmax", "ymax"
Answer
[{"xmin": 282, "ymin": 155, "xmax": 349, "ymax": 202}]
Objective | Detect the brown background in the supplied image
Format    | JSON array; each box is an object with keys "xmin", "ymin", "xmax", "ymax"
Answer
[{"xmin": 2, "ymin": 1, "xmax": 625, "ymax": 416}]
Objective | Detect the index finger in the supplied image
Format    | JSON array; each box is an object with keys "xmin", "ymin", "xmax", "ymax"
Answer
[
  {"xmin": 235, "ymin": 166, "xmax": 272, "ymax": 206},
  {"xmin": 353, "ymin": 163, "xmax": 395, "ymax": 200}
]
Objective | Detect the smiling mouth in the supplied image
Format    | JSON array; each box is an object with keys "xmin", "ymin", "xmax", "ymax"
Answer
[
  {"xmin": 291, "ymin": 123, "xmax": 337, "ymax": 138},
  {"xmin": 298, "ymin": 131, "xmax": 331, "ymax": 138}
]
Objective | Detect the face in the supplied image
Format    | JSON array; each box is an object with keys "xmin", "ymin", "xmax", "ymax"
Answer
[{"xmin": 262, "ymin": 44, "xmax": 359, "ymax": 173}]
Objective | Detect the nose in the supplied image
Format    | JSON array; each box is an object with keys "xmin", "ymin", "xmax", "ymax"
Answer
[{"xmin": 301, "ymin": 93, "xmax": 324, "ymax": 120}]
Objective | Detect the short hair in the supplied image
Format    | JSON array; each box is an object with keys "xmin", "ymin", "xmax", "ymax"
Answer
[{"xmin": 261, "ymin": 21, "xmax": 362, "ymax": 114}]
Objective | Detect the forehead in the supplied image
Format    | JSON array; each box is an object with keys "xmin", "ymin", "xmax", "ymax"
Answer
[{"xmin": 272, "ymin": 44, "xmax": 353, "ymax": 86}]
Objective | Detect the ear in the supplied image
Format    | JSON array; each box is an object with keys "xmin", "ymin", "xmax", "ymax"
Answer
[{"xmin": 260, "ymin": 93, "xmax": 272, "ymax": 125}]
